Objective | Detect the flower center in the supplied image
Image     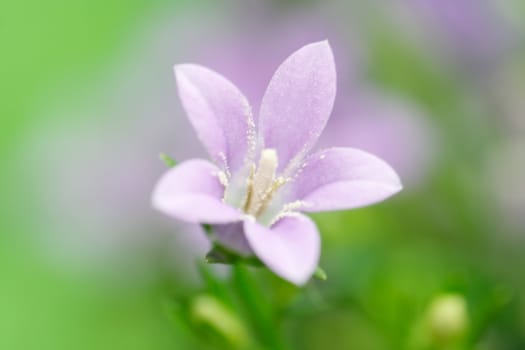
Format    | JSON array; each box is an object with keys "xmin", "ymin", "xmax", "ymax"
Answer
[{"xmin": 243, "ymin": 149, "xmax": 286, "ymax": 217}]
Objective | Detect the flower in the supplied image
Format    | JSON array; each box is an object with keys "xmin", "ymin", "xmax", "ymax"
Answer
[{"xmin": 152, "ymin": 41, "xmax": 402, "ymax": 285}]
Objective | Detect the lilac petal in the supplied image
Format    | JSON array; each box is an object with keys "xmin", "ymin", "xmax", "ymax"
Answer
[
  {"xmin": 152, "ymin": 159, "xmax": 242, "ymax": 223},
  {"xmin": 258, "ymin": 41, "xmax": 336, "ymax": 173},
  {"xmin": 287, "ymin": 147, "xmax": 402, "ymax": 212},
  {"xmin": 175, "ymin": 64, "xmax": 255, "ymax": 172},
  {"xmin": 212, "ymin": 222, "xmax": 254, "ymax": 256},
  {"xmin": 244, "ymin": 214, "xmax": 320, "ymax": 285}
]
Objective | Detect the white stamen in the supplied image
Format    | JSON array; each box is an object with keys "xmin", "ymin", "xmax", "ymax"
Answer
[
  {"xmin": 216, "ymin": 171, "xmax": 229, "ymax": 188},
  {"xmin": 218, "ymin": 152, "xmax": 231, "ymax": 179},
  {"xmin": 269, "ymin": 200, "xmax": 307, "ymax": 226},
  {"xmin": 282, "ymin": 200, "xmax": 307, "ymax": 212},
  {"xmin": 270, "ymin": 211, "xmax": 302, "ymax": 226},
  {"xmin": 288, "ymin": 160, "xmax": 308, "ymax": 183}
]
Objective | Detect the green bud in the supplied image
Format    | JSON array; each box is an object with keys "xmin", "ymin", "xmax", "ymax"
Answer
[
  {"xmin": 191, "ymin": 294, "xmax": 250, "ymax": 348},
  {"xmin": 427, "ymin": 294, "xmax": 469, "ymax": 344}
]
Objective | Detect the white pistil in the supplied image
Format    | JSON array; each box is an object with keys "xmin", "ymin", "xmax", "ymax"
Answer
[
  {"xmin": 254, "ymin": 149, "xmax": 278, "ymax": 193},
  {"xmin": 243, "ymin": 149, "xmax": 286, "ymax": 217}
]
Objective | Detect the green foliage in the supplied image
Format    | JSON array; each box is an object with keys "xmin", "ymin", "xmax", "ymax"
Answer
[{"xmin": 159, "ymin": 153, "xmax": 178, "ymax": 168}]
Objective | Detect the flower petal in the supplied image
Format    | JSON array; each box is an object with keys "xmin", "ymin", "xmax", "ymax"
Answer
[
  {"xmin": 244, "ymin": 214, "xmax": 320, "ymax": 285},
  {"xmin": 175, "ymin": 64, "xmax": 255, "ymax": 173},
  {"xmin": 212, "ymin": 222, "xmax": 254, "ymax": 256},
  {"xmin": 286, "ymin": 147, "xmax": 402, "ymax": 212},
  {"xmin": 258, "ymin": 41, "xmax": 336, "ymax": 173},
  {"xmin": 152, "ymin": 159, "xmax": 242, "ymax": 223}
]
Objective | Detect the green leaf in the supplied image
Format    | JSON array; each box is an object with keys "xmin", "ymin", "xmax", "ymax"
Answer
[
  {"xmin": 205, "ymin": 244, "xmax": 263, "ymax": 267},
  {"xmin": 205, "ymin": 245, "xmax": 237, "ymax": 264},
  {"xmin": 197, "ymin": 261, "xmax": 234, "ymax": 307},
  {"xmin": 201, "ymin": 224, "xmax": 213, "ymax": 237},
  {"xmin": 159, "ymin": 153, "xmax": 177, "ymax": 168},
  {"xmin": 314, "ymin": 266, "xmax": 328, "ymax": 281}
]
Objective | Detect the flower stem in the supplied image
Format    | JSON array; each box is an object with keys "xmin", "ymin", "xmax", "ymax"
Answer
[{"xmin": 232, "ymin": 264, "xmax": 287, "ymax": 350}]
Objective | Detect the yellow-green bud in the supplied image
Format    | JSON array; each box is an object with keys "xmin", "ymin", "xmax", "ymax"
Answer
[
  {"xmin": 191, "ymin": 294, "xmax": 250, "ymax": 348},
  {"xmin": 427, "ymin": 294, "xmax": 469, "ymax": 344}
]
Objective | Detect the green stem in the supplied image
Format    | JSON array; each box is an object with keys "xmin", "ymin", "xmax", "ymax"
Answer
[{"xmin": 232, "ymin": 264, "xmax": 287, "ymax": 350}]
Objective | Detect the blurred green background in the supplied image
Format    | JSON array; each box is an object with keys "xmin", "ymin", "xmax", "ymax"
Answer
[{"xmin": 2, "ymin": 1, "xmax": 525, "ymax": 349}]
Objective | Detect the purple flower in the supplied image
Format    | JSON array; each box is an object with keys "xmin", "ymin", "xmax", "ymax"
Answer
[{"xmin": 152, "ymin": 41, "xmax": 402, "ymax": 285}]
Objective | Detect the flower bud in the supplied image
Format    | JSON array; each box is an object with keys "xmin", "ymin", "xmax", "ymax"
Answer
[
  {"xmin": 426, "ymin": 293, "xmax": 469, "ymax": 344},
  {"xmin": 191, "ymin": 294, "xmax": 250, "ymax": 348}
]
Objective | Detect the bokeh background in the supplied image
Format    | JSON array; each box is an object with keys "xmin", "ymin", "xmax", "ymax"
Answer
[{"xmin": 2, "ymin": 0, "xmax": 525, "ymax": 349}]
